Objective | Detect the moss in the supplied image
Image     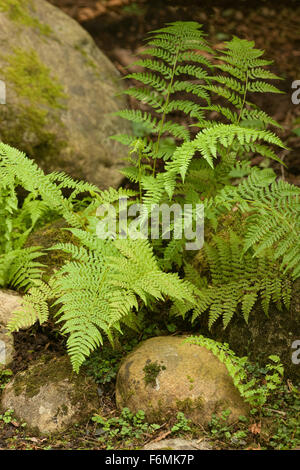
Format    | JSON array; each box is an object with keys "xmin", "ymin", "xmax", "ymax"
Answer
[
  {"xmin": 25, "ymin": 219, "xmax": 79, "ymax": 281},
  {"xmin": 13, "ymin": 355, "xmax": 72, "ymax": 398},
  {"xmin": 143, "ymin": 360, "xmax": 166, "ymax": 387},
  {"xmin": 0, "ymin": 48, "xmax": 68, "ymax": 161},
  {"xmin": 187, "ymin": 375, "xmax": 194, "ymax": 391},
  {"xmin": 119, "ymin": 388, "xmax": 135, "ymax": 403},
  {"xmin": 4, "ymin": 48, "xmax": 66, "ymax": 108},
  {"xmin": 13, "ymin": 356, "xmax": 98, "ymax": 406},
  {"xmin": 0, "ymin": 0, "xmax": 52, "ymax": 36},
  {"xmin": 55, "ymin": 404, "xmax": 69, "ymax": 418},
  {"xmin": 143, "ymin": 399, "xmax": 171, "ymax": 424},
  {"xmin": 11, "ymin": 356, "xmax": 99, "ymax": 434},
  {"xmin": 176, "ymin": 397, "xmax": 204, "ymax": 413},
  {"xmin": 176, "ymin": 398, "xmax": 194, "ymax": 413}
]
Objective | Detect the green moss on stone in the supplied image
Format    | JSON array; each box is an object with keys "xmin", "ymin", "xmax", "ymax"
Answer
[
  {"xmin": 13, "ymin": 355, "xmax": 98, "ymax": 406},
  {"xmin": 0, "ymin": 47, "xmax": 67, "ymax": 162},
  {"xmin": 176, "ymin": 396, "xmax": 204, "ymax": 413},
  {"xmin": 13, "ymin": 355, "xmax": 72, "ymax": 398},
  {"xmin": 143, "ymin": 360, "xmax": 166, "ymax": 387},
  {"xmin": 25, "ymin": 219, "xmax": 79, "ymax": 281},
  {"xmin": 4, "ymin": 48, "xmax": 66, "ymax": 109},
  {"xmin": 0, "ymin": 0, "xmax": 52, "ymax": 35}
]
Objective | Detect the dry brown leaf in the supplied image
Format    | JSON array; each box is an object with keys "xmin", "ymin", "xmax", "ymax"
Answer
[{"xmin": 249, "ymin": 422, "xmax": 261, "ymax": 435}]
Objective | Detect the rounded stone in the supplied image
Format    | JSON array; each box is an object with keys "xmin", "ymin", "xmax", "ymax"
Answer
[
  {"xmin": 116, "ymin": 336, "xmax": 248, "ymax": 426},
  {"xmin": 0, "ymin": 289, "xmax": 22, "ymax": 326},
  {"xmin": 143, "ymin": 438, "xmax": 212, "ymax": 450}
]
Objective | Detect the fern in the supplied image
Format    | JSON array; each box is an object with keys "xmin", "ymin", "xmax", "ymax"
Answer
[
  {"xmin": 185, "ymin": 336, "xmax": 284, "ymax": 408},
  {"xmin": 0, "ymin": 142, "xmax": 107, "ymax": 289},
  {"xmin": 206, "ymin": 167, "xmax": 300, "ymax": 280},
  {"xmin": 0, "ymin": 247, "xmax": 45, "ymax": 291},
  {"xmin": 163, "ymin": 125, "xmax": 286, "ymax": 198},
  {"xmin": 9, "ymin": 236, "xmax": 196, "ymax": 372},
  {"xmin": 172, "ymin": 232, "xmax": 292, "ymax": 329},
  {"xmin": 112, "ymin": 21, "xmax": 213, "ymax": 177},
  {"xmin": 204, "ymin": 36, "xmax": 283, "ymax": 126},
  {"xmin": 3, "ymin": 22, "xmax": 297, "ymax": 373},
  {"xmin": 114, "ymin": 28, "xmax": 286, "ymax": 210}
]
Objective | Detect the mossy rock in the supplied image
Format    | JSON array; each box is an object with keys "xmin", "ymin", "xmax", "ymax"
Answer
[
  {"xmin": 25, "ymin": 218, "xmax": 77, "ymax": 280},
  {"xmin": 0, "ymin": 0, "xmax": 130, "ymax": 189},
  {"xmin": 1, "ymin": 355, "xmax": 100, "ymax": 434},
  {"xmin": 116, "ymin": 336, "xmax": 249, "ymax": 427}
]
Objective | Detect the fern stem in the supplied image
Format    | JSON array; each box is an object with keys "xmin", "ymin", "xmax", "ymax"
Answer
[
  {"xmin": 152, "ymin": 43, "xmax": 181, "ymax": 177},
  {"xmin": 226, "ymin": 70, "xmax": 249, "ymax": 160},
  {"xmin": 138, "ymin": 146, "xmax": 142, "ymax": 203},
  {"xmin": 237, "ymin": 70, "xmax": 249, "ymax": 124}
]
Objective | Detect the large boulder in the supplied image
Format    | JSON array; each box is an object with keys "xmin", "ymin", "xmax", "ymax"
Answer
[
  {"xmin": 0, "ymin": 0, "xmax": 130, "ymax": 189},
  {"xmin": 1, "ymin": 355, "xmax": 100, "ymax": 434},
  {"xmin": 116, "ymin": 336, "xmax": 248, "ymax": 427},
  {"xmin": 0, "ymin": 289, "xmax": 21, "ymax": 368}
]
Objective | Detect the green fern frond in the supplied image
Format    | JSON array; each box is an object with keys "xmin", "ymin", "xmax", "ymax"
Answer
[
  {"xmin": 164, "ymin": 125, "xmax": 286, "ymax": 198},
  {"xmin": 175, "ymin": 232, "xmax": 292, "ymax": 328}
]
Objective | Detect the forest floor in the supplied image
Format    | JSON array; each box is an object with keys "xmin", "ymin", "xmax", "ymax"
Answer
[{"xmin": 0, "ymin": 0, "xmax": 300, "ymax": 451}]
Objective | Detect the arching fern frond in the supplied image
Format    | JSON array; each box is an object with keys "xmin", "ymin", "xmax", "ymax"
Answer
[
  {"xmin": 172, "ymin": 232, "xmax": 292, "ymax": 328},
  {"xmin": 163, "ymin": 124, "xmax": 286, "ymax": 198}
]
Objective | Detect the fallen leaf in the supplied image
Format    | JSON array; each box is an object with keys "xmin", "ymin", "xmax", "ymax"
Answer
[
  {"xmin": 11, "ymin": 421, "xmax": 19, "ymax": 428},
  {"xmin": 249, "ymin": 422, "xmax": 261, "ymax": 435}
]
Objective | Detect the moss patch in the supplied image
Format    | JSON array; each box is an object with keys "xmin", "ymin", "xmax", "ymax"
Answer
[
  {"xmin": 13, "ymin": 355, "xmax": 72, "ymax": 398},
  {"xmin": 25, "ymin": 219, "xmax": 79, "ymax": 281},
  {"xmin": 0, "ymin": 0, "xmax": 52, "ymax": 36},
  {"xmin": 3, "ymin": 48, "xmax": 66, "ymax": 108},
  {"xmin": 176, "ymin": 397, "xmax": 204, "ymax": 413},
  {"xmin": 143, "ymin": 360, "xmax": 166, "ymax": 387},
  {"xmin": 12, "ymin": 355, "xmax": 97, "ymax": 403},
  {"xmin": 0, "ymin": 47, "xmax": 67, "ymax": 162}
]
